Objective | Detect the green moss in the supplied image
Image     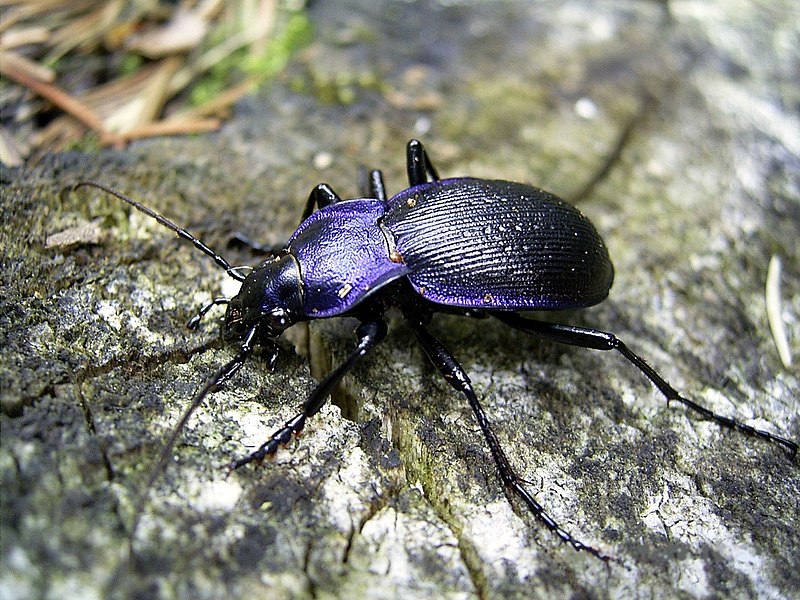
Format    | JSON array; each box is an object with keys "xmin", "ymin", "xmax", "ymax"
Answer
[
  {"xmin": 190, "ymin": 11, "xmax": 313, "ymax": 107},
  {"xmin": 119, "ymin": 53, "xmax": 143, "ymax": 76},
  {"xmin": 244, "ymin": 13, "xmax": 313, "ymax": 79},
  {"xmin": 289, "ymin": 68, "xmax": 384, "ymax": 105},
  {"xmin": 60, "ymin": 133, "xmax": 103, "ymax": 155}
]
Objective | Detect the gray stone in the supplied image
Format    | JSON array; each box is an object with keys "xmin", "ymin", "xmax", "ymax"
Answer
[{"xmin": 2, "ymin": 1, "xmax": 798, "ymax": 598}]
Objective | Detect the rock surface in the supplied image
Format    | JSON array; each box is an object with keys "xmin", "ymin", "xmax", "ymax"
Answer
[{"xmin": 2, "ymin": 1, "xmax": 798, "ymax": 598}]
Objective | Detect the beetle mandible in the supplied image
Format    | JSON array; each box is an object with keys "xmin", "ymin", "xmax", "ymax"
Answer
[{"xmin": 70, "ymin": 139, "xmax": 797, "ymax": 561}]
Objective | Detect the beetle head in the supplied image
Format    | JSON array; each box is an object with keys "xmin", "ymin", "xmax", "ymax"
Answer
[{"xmin": 223, "ymin": 254, "xmax": 303, "ymax": 342}]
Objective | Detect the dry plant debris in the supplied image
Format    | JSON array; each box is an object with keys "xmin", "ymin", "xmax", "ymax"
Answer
[{"xmin": 0, "ymin": 0, "xmax": 311, "ymax": 166}]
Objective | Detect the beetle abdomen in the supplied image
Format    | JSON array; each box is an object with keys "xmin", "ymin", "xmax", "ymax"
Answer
[{"xmin": 383, "ymin": 178, "xmax": 614, "ymax": 310}]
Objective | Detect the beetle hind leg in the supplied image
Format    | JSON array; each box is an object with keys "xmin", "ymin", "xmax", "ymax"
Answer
[
  {"xmin": 494, "ymin": 313, "xmax": 798, "ymax": 456},
  {"xmin": 405, "ymin": 314, "xmax": 612, "ymax": 560}
]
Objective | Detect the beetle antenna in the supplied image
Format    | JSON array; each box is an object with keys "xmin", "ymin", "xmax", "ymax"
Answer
[
  {"xmin": 127, "ymin": 325, "xmax": 258, "ymax": 551},
  {"xmin": 66, "ymin": 181, "xmax": 247, "ymax": 282}
]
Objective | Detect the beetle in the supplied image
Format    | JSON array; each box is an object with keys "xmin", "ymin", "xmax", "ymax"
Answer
[{"xmin": 69, "ymin": 139, "xmax": 797, "ymax": 560}]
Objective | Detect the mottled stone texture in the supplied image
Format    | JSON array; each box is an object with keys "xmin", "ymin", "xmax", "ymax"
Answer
[{"xmin": 2, "ymin": 1, "xmax": 798, "ymax": 598}]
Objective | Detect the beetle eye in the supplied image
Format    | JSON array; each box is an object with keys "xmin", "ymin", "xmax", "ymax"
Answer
[
  {"xmin": 267, "ymin": 307, "xmax": 293, "ymax": 333},
  {"xmin": 225, "ymin": 306, "xmax": 242, "ymax": 326},
  {"xmin": 222, "ymin": 302, "xmax": 245, "ymax": 341}
]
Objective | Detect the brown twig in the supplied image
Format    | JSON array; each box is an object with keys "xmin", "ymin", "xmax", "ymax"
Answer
[
  {"xmin": 0, "ymin": 61, "xmax": 122, "ymax": 145},
  {"xmin": 120, "ymin": 118, "xmax": 221, "ymax": 141}
]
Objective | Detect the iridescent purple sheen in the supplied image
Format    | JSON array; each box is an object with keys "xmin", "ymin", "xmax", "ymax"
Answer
[
  {"xmin": 284, "ymin": 178, "xmax": 612, "ymax": 317},
  {"xmin": 288, "ymin": 199, "xmax": 407, "ymax": 317}
]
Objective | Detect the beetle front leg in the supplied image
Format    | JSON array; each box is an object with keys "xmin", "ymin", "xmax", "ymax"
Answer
[
  {"xmin": 301, "ymin": 183, "xmax": 342, "ymax": 220},
  {"xmin": 227, "ymin": 233, "xmax": 284, "ymax": 255},
  {"xmin": 230, "ymin": 183, "xmax": 343, "ymax": 254},
  {"xmin": 406, "ymin": 139, "xmax": 440, "ymax": 186},
  {"xmin": 187, "ymin": 297, "xmax": 231, "ymax": 329},
  {"xmin": 405, "ymin": 315, "xmax": 612, "ymax": 561},
  {"xmin": 494, "ymin": 313, "xmax": 798, "ymax": 456},
  {"xmin": 228, "ymin": 318, "xmax": 388, "ymax": 470}
]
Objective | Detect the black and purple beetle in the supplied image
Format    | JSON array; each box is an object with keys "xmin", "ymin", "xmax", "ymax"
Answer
[{"xmin": 71, "ymin": 139, "xmax": 796, "ymax": 560}]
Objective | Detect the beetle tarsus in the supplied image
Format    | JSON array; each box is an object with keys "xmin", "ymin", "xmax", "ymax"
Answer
[
  {"xmin": 494, "ymin": 313, "xmax": 797, "ymax": 456},
  {"xmin": 229, "ymin": 317, "xmax": 388, "ymax": 471},
  {"xmin": 228, "ymin": 413, "xmax": 307, "ymax": 471},
  {"xmin": 406, "ymin": 312, "xmax": 612, "ymax": 560}
]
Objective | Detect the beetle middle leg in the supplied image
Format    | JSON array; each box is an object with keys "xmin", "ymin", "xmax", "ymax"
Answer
[
  {"xmin": 229, "ymin": 317, "xmax": 388, "ymax": 470},
  {"xmin": 358, "ymin": 167, "xmax": 388, "ymax": 201},
  {"xmin": 404, "ymin": 312, "xmax": 612, "ymax": 560},
  {"xmin": 494, "ymin": 313, "xmax": 798, "ymax": 456}
]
